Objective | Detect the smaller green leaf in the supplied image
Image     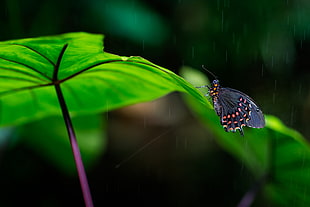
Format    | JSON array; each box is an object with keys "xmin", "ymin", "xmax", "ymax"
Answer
[
  {"xmin": 181, "ymin": 66, "xmax": 310, "ymax": 206},
  {"xmin": 266, "ymin": 115, "xmax": 306, "ymax": 144}
]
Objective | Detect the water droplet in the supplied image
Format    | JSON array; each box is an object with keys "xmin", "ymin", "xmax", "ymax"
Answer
[
  {"xmin": 232, "ymin": 32, "xmax": 235, "ymax": 44},
  {"xmin": 221, "ymin": 10, "xmax": 224, "ymax": 32},
  {"xmin": 184, "ymin": 136, "xmax": 187, "ymax": 149},
  {"xmin": 273, "ymin": 80, "xmax": 277, "ymax": 104},
  {"xmin": 143, "ymin": 116, "xmax": 146, "ymax": 128},
  {"xmin": 192, "ymin": 46, "xmax": 195, "ymax": 58},
  {"xmin": 225, "ymin": 49, "xmax": 228, "ymax": 62},
  {"xmin": 213, "ymin": 41, "xmax": 216, "ymax": 52},
  {"xmin": 142, "ymin": 39, "xmax": 145, "ymax": 51},
  {"xmin": 286, "ymin": 52, "xmax": 289, "ymax": 64},
  {"xmin": 274, "ymin": 79, "xmax": 277, "ymax": 91}
]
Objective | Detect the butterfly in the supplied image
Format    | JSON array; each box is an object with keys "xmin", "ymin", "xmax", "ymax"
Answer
[{"xmin": 197, "ymin": 70, "xmax": 265, "ymax": 136}]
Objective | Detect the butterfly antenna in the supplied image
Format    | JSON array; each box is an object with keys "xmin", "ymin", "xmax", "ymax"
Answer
[{"xmin": 202, "ymin": 65, "xmax": 218, "ymax": 80}]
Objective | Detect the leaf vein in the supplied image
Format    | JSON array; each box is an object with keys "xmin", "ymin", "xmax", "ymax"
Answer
[
  {"xmin": 0, "ymin": 56, "xmax": 51, "ymax": 80},
  {"xmin": 0, "ymin": 83, "xmax": 53, "ymax": 97},
  {"xmin": 0, "ymin": 76, "xmax": 45, "ymax": 85},
  {"xmin": 4, "ymin": 43, "xmax": 56, "ymax": 66},
  {"xmin": 0, "ymin": 67, "xmax": 50, "ymax": 83}
]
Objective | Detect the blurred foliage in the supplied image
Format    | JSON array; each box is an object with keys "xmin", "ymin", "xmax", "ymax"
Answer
[
  {"xmin": 89, "ymin": 0, "xmax": 170, "ymax": 46},
  {"xmin": 0, "ymin": 0, "xmax": 310, "ymax": 207},
  {"xmin": 19, "ymin": 115, "xmax": 107, "ymax": 175},
  {"xmin": 183, "ymin": 66, "xmax": 310, "ymax": 206}
]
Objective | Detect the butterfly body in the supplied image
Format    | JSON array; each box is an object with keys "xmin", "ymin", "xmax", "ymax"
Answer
[{"xmin": 204, "ymin": 79, "xmax": 265, "ymax": 136}]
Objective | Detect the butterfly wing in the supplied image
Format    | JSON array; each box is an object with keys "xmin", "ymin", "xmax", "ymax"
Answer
[{"xmin": 216, "ymin": 87, "xmax": 265, "ymax": 134}]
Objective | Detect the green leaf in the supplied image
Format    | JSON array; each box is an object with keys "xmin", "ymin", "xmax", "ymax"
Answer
[
  {"xmin": 91, "ymin": 0, "xmax": 169, "ymax": 45},
  {"xmin": 181, "ymin": 66, "xmax": 310, "ymax": 206},
  {"xmin": 0, "ymin": 32, "xmax": 207, "ymax": 126},
  {"xmin": 19, "ymin": 114, "xmax": 106, "ymax": 175}
]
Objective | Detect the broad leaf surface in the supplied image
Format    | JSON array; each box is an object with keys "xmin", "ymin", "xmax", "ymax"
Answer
[
  {"xmin": 0, "ymin": 32, "xmax": 208, "ymax": 126},
  {"xmin": 182, "ymin": 67, "xmax": 310, "ymax": 207}
]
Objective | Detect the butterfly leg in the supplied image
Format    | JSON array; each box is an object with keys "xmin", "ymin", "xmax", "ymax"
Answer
[{"xmin": 238, "ymin": 128, "xmax": 244, "ymax": 136}]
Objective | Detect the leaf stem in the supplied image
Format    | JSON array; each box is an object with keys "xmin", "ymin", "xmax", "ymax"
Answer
[{"xmin": 55, "ymin": 84, "xmax": 94, "ymax": 207}]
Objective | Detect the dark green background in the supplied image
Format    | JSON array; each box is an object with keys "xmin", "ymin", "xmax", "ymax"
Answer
[{"xmin": 0, "ymin": 0, "xmax": 309, "ymax": 206}]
